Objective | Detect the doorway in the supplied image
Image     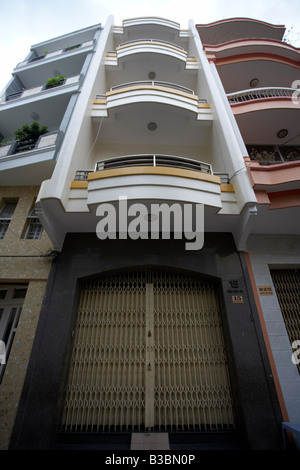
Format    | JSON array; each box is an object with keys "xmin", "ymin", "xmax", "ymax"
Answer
[{"xmin": 60, "ymin": 270, "xmax": 235, "ymax": 433}]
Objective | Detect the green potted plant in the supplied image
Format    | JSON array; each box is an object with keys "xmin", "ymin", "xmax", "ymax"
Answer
[
  {"xmin": 65, "ymin": 44, "xmax": 80, "ymax": 51},
  {"xmin": 0, "ymin": 138, "xmax": 13, "ymax": 147},
  {"xmin": 45, "ymin": 74, "xmax": 66, "ymax": 89},
  {"xmin": 14, "ymin": 121, "xmax": 48, "ymax": 152}
]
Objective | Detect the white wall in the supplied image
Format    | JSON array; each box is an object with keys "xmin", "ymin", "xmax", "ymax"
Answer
[
  {"xmin": 188, "ymin": 20, "xmax": 256, "ymax": 214},
  {"xmin": 38, "ymin": 16, "xmax": 115, "ymax": 207}
]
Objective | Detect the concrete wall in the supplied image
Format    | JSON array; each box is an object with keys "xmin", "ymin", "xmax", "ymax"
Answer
[
  {"xmin": 247, "ymin": 234, "xmax": 300, "ymax": 422},
  {"xmin": 0, "ymin": 186, "xmax": 53, "ymax": 449}
]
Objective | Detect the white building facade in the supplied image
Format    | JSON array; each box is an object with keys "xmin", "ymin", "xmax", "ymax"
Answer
[{"xmin": 1, "ymin": 16, "xmax": 299, "ymax": 450}]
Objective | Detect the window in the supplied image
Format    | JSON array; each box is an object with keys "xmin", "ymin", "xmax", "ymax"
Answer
[
  {"xmin": 0, "ymin": 202, "xmax": 17, "ymax": 239},
  {"xmin": 0, "ymin": 285, "xmax": 27, "ymax": 383},
  {"xmin": 25, "ymin": 207, "xmax": 43, "ymax": 239}
]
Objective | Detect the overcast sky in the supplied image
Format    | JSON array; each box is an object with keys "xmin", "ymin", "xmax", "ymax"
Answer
[{"xmin": 0, "ymin": 0, "xmax": 299, "ymax": 93}]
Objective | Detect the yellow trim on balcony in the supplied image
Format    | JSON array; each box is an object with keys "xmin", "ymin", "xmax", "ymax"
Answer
[
  {"xmin": 106, "ymin": 85, "xmax": 200, "ymax": 102},
  {"xmin": 93, "ymin": 98, "xmax": 107, "ymax": 105},
  {"xmin": 197, "ymin": 102, "xmax": 211, "ymax": 109},
  {"xmin": 87, "ymin": 166, "xmax": 221, "ymax": 184},
  {"xmin": 220, "ymin": 183, "xmax": 235, "ymax": 192},
  {"xmin": 93, "ymin": 92, "xmax": 210, "ymax": 109},
  {"xmin": 93, "ymin": 99, "xmax": 211, "ymax": 109},
  {"xmin": 70, "ymin": 181, "xmax": 88, "ymax": 189}
]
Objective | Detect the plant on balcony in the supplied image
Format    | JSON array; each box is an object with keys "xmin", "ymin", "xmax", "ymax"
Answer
[
  {"xmin": 0, "ymin": 138, "xmax": 13, "ymax": 147},
  {"xmin": 249, "ymin": 147, "xmax": 276, "ymax": 164},
  {"xmin": 45, "ymin": 74, "xmax": 66, "ymax": 89},
  {"xmin": 65, "ymin": 44, "xmax": 80, "ymax": 51},
  {"xmin": 283, "ymin": 148, "xmax": 300, "ymax": 162},
  {"xmin": 14, "ymin": 121, "xmax": 48, "ymax": 153}
]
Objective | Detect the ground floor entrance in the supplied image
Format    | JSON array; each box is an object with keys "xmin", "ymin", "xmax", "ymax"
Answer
[
  {"xmin": 9, "ymin": 234, "xmax": 283, "ymax": 450},
  {"xmin": 60, "ymin": 270, "xmax": 235, "ymax": 434}
]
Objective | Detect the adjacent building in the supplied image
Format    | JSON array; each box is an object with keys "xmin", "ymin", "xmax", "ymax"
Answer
[
  {"xmin": 0, "ymin": 15, "xmax": 299, "ymax": 450},
  {"xmin": 0, "ymin": 22, "xmax": 103, "ymax": 449},
  {"xmin": 200, "ymin": 16, "xmax": 300, "ymax": 430}
]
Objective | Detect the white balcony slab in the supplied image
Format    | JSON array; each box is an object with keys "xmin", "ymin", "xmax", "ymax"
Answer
[
  {"xmin": 92, "ymin": 87, "xmax": 212, "ymax": 121},
  {"xmin": 0, "ymin": 76, "xmax": 80, "ymax": 109}
]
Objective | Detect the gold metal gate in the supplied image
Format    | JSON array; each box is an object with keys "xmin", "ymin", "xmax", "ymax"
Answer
[{"xmin": 61, "ymin": 271, "xmax": 235, "ymax": 432}]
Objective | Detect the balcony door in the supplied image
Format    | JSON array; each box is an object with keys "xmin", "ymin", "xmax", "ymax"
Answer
[{"xmin": 60, "ymin": 270, "xmax": 235, "ymax": 432}]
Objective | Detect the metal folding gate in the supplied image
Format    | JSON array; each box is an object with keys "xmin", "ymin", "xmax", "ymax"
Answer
[
  {"xmin": 271, "ymin": 269, "xmax": 300, "ymax": 373},
  {"xmin": 60, "ymin": 271, "xmax": 235, "ymax": 432}
]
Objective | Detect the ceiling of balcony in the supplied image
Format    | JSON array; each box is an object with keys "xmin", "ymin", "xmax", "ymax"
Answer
[
  {"xmin": 218, "ymin": 60, "xmax": 299, "ymax": 94},
  {"xmin": 0, "ymin": 92, "xmax": 72, "ymax": 138},
  {"xmin": 92, "ymin": 101, "xmax": 212, "ymax": 156},
  {"xmin": 233, "ymin": 107, "xmax": 300, "ymax": 146},
  {"xmin": 197, "ymin": 18, "xmax": 285, "ymax": 45},
  {"xmin": 32, "ymin": 24, "xmax": 100, "ymax": 56},
  {"xmin": 13, "ymin": 52, "xmax": 87, "ymax": 89},
  {"xmin": 114, "ymin": 22, "xmax": 189, "ymax": 51},
  {"xmin": 105, "ymin": 51, "xmax": 197, "ymax": 95}
]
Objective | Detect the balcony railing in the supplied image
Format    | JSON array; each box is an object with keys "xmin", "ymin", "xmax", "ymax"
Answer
[
  {"xmin": 247, "ymin": 145, "xmax": 300, "ymax": 165},
  {"xmin": 117, "ymin": 39, "xmax": 185, "ymax": 50},
  {"xmin": 15, "ymin": 40, "xmax": 94, "ymax": 69},
  {"xmin": 2, "ymin": 75, "xmax": 80, "ymax": 104},
  {"xmin": 28, "ymin": 45, "xmax": 81, "ymax": 63},
  {"xmin": 109, "ymin": 80, "xmax": 196, "ymax": 96},
  {"xmin": 227, "ymin": 87, "xmax": 296, "ymax": 104},
  {"xmin": 0, "ymin": 130, "xmax": 60, "ymax": 159},
  {"xmin": 74, "ymin": 154, "xmax": 213, "ymax": 181}
]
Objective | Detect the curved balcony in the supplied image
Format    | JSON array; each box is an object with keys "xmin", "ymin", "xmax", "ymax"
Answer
[
  {"xmin": 117, "ymin": 17, "xmax": 189, "ymax": 51},
  {"xmin": 205, "ymin": 38, "xmax": 300, "ymax": 95},
  {"xmin": 227, "ymin": 86, "xmax": 300, "ymax": 146},
  {"xmin": 69, "ymin": 153, "xmax": 227, "ymax": 215},
  {"xmin": 123, "ymin": 17, "xmax": 181, "ymax": 31},
  {"xmin": 118, "ymin": 38, "xmax": 185, "ymax": 50},
  {"xmin": 197, "ymin": 18, "xmax": 285, "ymax": 45},
  {"xmin": 106, "ymin": 39, "xmax": 196, "ymax": 68},
  {"xmin": 110, "ymin": 80, "xmax": 196, "ymax": 96},
  {"xmin": 227, "ymin": 87, "xmax": 296, "ymax": 104},
  {"xmin": 227, "ymin": 87, "xmax": 300, "ymax": 134},
  {"xmin": 92, "ymin": 81, "xmax": 211, "ymax": 121},
  {"xmin": 204, "ymin": 38, "xmax": 300, "ymax": 64},
  {"xmin": 38, "ymin": 153, "xmax": 236, "ymax": 250},
  {"xmin": 74, "ymin": 154, "xmax": 213, "ymax": 181}
]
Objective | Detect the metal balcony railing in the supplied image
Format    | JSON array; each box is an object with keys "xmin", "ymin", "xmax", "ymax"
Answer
[
  {"xmin": 109, "ymin": 80, "xmax": 196, "ymax": 96},
  {"xmin": 247, "ymin": 145, "xmax": 300, "ymax": 165},
  {"xmin": 3, "ymin": 75, "xmax": 80, "ymax": 103},
  {"xmin": 15, "ymin": 40, "xmax": 94, "ymax": 69},
  {"xmin": 117, "ymin": 39, "xmax": 185, "ymax": 50},
  {"xmin": 28, "ymin": 43, "xmax": 89, "ymax": 63},
  {"xmin": 0, "ymin": 130, "xmax": 60, "ymax": 158},
  {"xmin": 227, "ymin": 87, "xmax": 296, "ymax": 104},
  {"xmin": 5, "ymin": 91, "xmax": 24, "ymax": 102},
  {"xmin": 74, "ymin": 154, "xmax": 213, "ymax": 181}
]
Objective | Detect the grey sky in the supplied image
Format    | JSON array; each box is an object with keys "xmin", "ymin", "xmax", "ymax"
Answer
[{"xmin": 0, "ymin": 0, "xmax": 299, "ymax": 92}]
